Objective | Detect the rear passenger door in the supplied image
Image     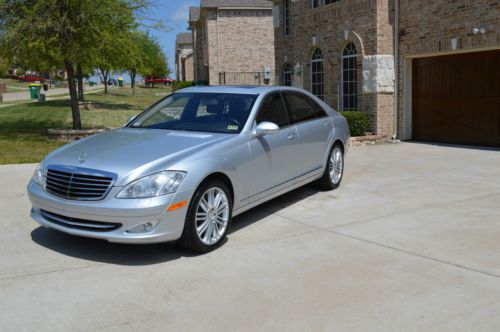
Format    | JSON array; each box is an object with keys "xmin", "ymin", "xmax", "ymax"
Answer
[{"xmin": 282, "ymin": 92, "xmax": 332, "ymax": 173}]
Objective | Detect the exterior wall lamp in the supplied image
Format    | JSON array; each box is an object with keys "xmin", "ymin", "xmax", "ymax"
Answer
[{"xmin": 472, "ymin": 24, "xmax": 494, "ymax": 35}]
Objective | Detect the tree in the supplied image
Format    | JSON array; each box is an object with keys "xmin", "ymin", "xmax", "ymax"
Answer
[
  {"xmin": 0, "ymin": 0, "xmax": 145, "ymax": 129},
  {"xmin": 124, "ymin": 31, "xmax": 169, "ymax": 95},
  {"xmin": 138, "ymin": 33, "xmax": 169, "ymax": 85}
]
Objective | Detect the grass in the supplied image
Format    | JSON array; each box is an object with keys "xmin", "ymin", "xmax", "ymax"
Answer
[{"xmin": 0, "ymin": 86, "xmax": 170, "ymax": 164}]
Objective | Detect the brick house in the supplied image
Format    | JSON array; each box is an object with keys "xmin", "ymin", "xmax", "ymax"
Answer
[
  {"xmin": 188, "ymin": 0, "xmax": 275, "ymax": 86},
  {"xmin": 272, "ymin": 0, "xmax": 499, "ymax": 146},
  {"xmin": 175, "ymin": 32, "xmax": 194, "ymax": 82}
]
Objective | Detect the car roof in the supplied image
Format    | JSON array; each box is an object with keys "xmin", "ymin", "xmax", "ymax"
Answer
[{"xmin": 177, "ymin": 85, "xmax": 307, "ymax": 95}]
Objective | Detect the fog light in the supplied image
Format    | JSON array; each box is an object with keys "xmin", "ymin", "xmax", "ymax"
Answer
[{"xmin": 127, "ymin": 222, "xmax": 154, "ymax": 233}]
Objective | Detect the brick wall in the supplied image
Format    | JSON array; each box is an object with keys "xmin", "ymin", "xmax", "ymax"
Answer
[
  {"xmin": 397, "ymin": 0, "xmax": 500, "ymax": 138},
  {"xmin": 192, "ymin": 7, "xmax": 275, "ymax": 85},
  {"xmin": 273, "ymin": 0, "xmax": 395, "ymax": 137}
]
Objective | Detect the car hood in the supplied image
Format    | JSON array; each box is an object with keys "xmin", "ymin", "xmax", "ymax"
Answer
[{"xmin": 44, "ymin": 128, "xmax": 232, "ymax": 186}]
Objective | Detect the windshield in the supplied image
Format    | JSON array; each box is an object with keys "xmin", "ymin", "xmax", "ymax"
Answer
[{"xmin": 129, "ymin": 93, "xmax": 258, "ymax": 134}]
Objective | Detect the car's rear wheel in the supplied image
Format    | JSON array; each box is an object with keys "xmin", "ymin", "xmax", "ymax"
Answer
[
  {"xmin": 180, "ymin": 179, "xmax": 232, "ymax": 252},
  {"xmin": 317, "ymin": 143, "xmax": 344, "ymax": 190}
]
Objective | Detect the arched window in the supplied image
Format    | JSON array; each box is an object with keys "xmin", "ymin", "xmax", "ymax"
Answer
[
  {"xmin": 311, "ymin": 48, "xmax": 324, "ymax": 100},
  {"xmin": 341, "ymin": 42, "xmax": 358, "ymax": 110},
  {"xmin": 283, "ymin": 63, "xmax": 293, "ymax": 86}
]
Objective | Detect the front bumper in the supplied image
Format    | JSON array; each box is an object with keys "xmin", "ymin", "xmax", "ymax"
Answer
[{"xmin": 27, "ymin": 181, "xmax": 193, "ymax": 244}]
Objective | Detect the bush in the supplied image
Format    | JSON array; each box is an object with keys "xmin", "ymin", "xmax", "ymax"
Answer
[
  {"xmin": 172, "ymin": 81, "xmax": 196, "ymax": 92},
  {"xmin": 341, "ymin": 111, "xmax": 369, "ymax": 136}
]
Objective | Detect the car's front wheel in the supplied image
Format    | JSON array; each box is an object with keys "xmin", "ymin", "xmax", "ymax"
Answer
[
  {"xmin": 317, "ymin": 143, "xmax": 344, "ymax": 190},
  {"xmin": 180, "ymin": 179, "xmax": 232, "ymax": 252}
]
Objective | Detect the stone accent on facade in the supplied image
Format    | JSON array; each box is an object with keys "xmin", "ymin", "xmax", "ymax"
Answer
[{"xmin": 362, "ymin": 55, "xmax": 394, "ymax": 94}]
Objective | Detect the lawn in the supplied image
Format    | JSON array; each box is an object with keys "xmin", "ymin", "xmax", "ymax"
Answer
[
  {"xmin": 0, "ymin": 86, "xmax": 170, "ymax": 164},
  {"xmin": 1, "ymin": 78, "xmax": 30, "ymax": 91}
]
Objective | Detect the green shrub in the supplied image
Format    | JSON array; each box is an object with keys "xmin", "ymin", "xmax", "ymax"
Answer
[
  {"xmin": 172, "ymin": 81, "xmax": 196, "ymax": 92},
  {"xmin": 341, "ymin": 111, "xmax": 369, "ymax": 136}
]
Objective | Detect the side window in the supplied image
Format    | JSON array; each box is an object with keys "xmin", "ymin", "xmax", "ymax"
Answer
[
  {"xmin": 283, "ymin": 92, "xmax": 327, "ymax": 124},
  {"xmin": 256, "ymin": 93, "xmax": 289, "ymax": 127}
]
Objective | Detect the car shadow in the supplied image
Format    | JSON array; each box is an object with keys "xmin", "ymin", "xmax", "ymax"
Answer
[{"xmin": 31, "ymin": 183, "xmax": 321, "ymax": 266}]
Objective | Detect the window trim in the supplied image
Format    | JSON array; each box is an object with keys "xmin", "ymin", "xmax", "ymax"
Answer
[
  {"xmin": 282, "ymin": 91, "xmax": 328, "ymax": 126},
  {"xmin": 283, "ymin": 0, "xmax": 290, "ymax": 36},
  {"xmin": 282, "ymin": 63, "xmax": 293, "ymax": 86},
  {"xmin": 340, "ymin": 42, "xmax": 358, "ymax": 111},
  {"xmin": 310, "ymin": 48, "xmax": 324, "ymax": 100},
  {"xmin": 254, "ymin": 91, "xmax": 291, "ymax": 129}
]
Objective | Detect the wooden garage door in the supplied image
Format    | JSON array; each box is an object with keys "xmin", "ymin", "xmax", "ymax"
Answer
[{"xmin": 412, "ymin": 50, "xmax": 500, "ymax": 147}]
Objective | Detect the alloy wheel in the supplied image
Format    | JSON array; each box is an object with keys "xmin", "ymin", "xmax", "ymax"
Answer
[
  {"xmin": 195, "ymin": 187, "xmax": 230, "ymax": 245},
  {"xmin": 329, "ymin": 147, "xmax": 343, "ymax": 185}
]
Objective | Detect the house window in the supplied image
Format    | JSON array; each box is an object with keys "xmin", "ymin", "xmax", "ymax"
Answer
[
  {"xmin": 284, "ymin": 0, "xmax": 290, "ymax": 35},
  {"xmin": 341, "ymin": 42, "xmax": 357, "ymax": 110},
  {"xmin": 324, "ymin": 0, "xmax": 340, "ymax": 5},
  {"xmin": 311, "ymin": 0, "xmax": 320, "ymax": 8},
  {"xmin": 311, "ymin": 48, "xmax": 324, "ymax": 100},
  {"xmin": 283, "ymin": 63, "xmax": 293, "ymax": 86}
]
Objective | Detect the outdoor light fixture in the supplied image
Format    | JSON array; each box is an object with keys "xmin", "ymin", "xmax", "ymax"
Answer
[
  {"xmin": 472, "ymin": 24, "xmax": 494, "ymax": 35},
  {"xmin": 451, "ymin": 37, "xmax": 458, "ymax": 50},
  {"xmin": 343, "ymin": 30, "xmax": 350, "ymax": 41},
  {"xmin": 294, "ymin": 62, "xmax": 303, "ymax": 76}
]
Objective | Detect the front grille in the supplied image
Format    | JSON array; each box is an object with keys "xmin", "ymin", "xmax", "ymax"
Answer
[
  {"xmin": 41, "ymin": 210, "xmax": 121, "ymax": 232},
  {"xmin": 45, "ymin": 166, "xmax": 115, "ymax": 201}
]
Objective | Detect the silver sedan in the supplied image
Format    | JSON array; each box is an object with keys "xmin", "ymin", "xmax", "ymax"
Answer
[{"xmin": 28, "ymin": 86, "xmax": 350, "ymax": 252}]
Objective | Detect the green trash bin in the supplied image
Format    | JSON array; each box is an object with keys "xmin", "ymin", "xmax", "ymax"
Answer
[
  {"xmin": 29, "ymin": 83, "xmax": 42, "ymax": 100},
  {"xmin": 118, "ymin": 77, "xmax": 124, "ymax": 87}
]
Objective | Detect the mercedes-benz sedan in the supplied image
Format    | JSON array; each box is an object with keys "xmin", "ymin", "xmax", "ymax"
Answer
[{"xmin": 28, "ymin": 86, "xmax": 350, "ymax": 252}]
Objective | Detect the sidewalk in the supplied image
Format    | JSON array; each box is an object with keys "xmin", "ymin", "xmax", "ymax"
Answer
[{"xmin": 1, "ymin": 84, "xmax": 103, "ymax": 102}]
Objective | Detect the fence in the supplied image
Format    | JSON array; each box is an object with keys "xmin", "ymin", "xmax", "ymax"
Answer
[{"xmin": 218, "ymin": 71, "xmax": 276, "ymax": 86}]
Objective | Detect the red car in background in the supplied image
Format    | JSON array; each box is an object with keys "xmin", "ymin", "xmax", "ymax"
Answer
[
  {"xmin": 145, "ymin": 77, "xmax": 175, "ymax": 86},
  {"xmin": 18, "ymin": 75, "xmax": 46, "ymax": 82}
]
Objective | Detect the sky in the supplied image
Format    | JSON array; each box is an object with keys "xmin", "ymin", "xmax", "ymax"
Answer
[{"xmin": 146, "ymin": 0, "xmax": 200, "ymax": 78}]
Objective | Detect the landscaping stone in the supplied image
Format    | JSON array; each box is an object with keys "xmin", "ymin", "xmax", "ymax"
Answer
[{"xmin": 48, "ymin": 128, "xmax": 109, "ymax": 142}]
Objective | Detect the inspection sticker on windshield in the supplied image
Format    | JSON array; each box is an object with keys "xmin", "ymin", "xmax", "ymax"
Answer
[{"xmin": 227, "ymin": 125, "xmax": 239, "ymax": 131}]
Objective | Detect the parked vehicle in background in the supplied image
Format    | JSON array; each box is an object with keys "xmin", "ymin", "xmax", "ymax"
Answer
[
  {"xmin": 145, "ymin": 77, "xmax": 174, "ymax": 86},
  {"xmin": 27, "ymin": 86, "xmax": 350, "ymax": 252},
  {"xmin": 18, "ymin": 75, "xmax": 46, "ymax": 83}
]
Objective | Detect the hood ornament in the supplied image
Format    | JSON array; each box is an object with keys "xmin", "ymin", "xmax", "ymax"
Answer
[{"xmin": 78, "ymin": 152, "xmax": 88, "ymax": 165}]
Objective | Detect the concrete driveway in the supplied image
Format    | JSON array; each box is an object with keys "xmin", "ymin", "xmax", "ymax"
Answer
[{"xmin": 1, "ymin": 142, "xmax": 499, "ymax": 331}]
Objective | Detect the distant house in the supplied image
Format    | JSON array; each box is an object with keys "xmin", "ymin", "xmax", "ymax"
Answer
[
  {"xmin": 188, "ymin": 0, "xmax": 275, "ymax": 85},
  {"xmin": 175, "ymin": 32, "xmax": 194, "ymax": 82}
]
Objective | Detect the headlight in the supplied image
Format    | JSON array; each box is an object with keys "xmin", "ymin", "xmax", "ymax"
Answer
[
  {"xmin": 116, "ymin": 171, "xmax": 186, "ymax": 199},
  {"xmin": 32, "ymin": 164, "xmax": 45, "ymax": 186}
]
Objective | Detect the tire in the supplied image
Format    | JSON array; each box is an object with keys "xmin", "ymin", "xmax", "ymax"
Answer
[
  {"xmin": 180, "ymin": 179, "xmax": 232, "ymax": 253},
  {"xmin": 316, "ymin": 143, "xmax": 344, "ymax": 190}
]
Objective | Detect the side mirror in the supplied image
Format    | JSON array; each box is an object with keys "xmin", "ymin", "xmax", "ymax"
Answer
[
  {"xmin": 253, "ymin": 121, "xmax": 280, "ymax": 137},
  {"xmin": 125, "ymin": 115, "xmax": 136, "ymax": 126}
]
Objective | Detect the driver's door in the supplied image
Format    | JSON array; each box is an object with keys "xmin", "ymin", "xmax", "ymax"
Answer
[{"xmin": 246, "ymin": 92, "xmax": 302, "ymax": 202}]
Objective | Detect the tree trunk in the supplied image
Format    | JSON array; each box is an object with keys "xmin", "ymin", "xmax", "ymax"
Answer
[
  {"xmin": 65, "ymin": 60, "xmax": 82, "ymax": 130},
  {"xmin": 130, "ymin": 69, "xmax": 136, "ymax": 96},
  {"xmin": 99, "ymin": 68, "xmax": 109, "ymax": 94},
  {"xmin": 77, "ymin": 63, "xmax": 84, "ymax": 101}
]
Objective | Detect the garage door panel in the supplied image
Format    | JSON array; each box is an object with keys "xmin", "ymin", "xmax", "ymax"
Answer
[{"xmin": 413, "ymin": 50, "xmax": 500, "ymax": 147}]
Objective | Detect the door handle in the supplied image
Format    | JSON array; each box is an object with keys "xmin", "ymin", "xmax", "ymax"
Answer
[
  {"xmin": 323, "ymin": 120, "xmax": 330, "ymax": 127},
  {"xmin": 287, "ymin": 132, "xmax": 297, "ymax": 140}
]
